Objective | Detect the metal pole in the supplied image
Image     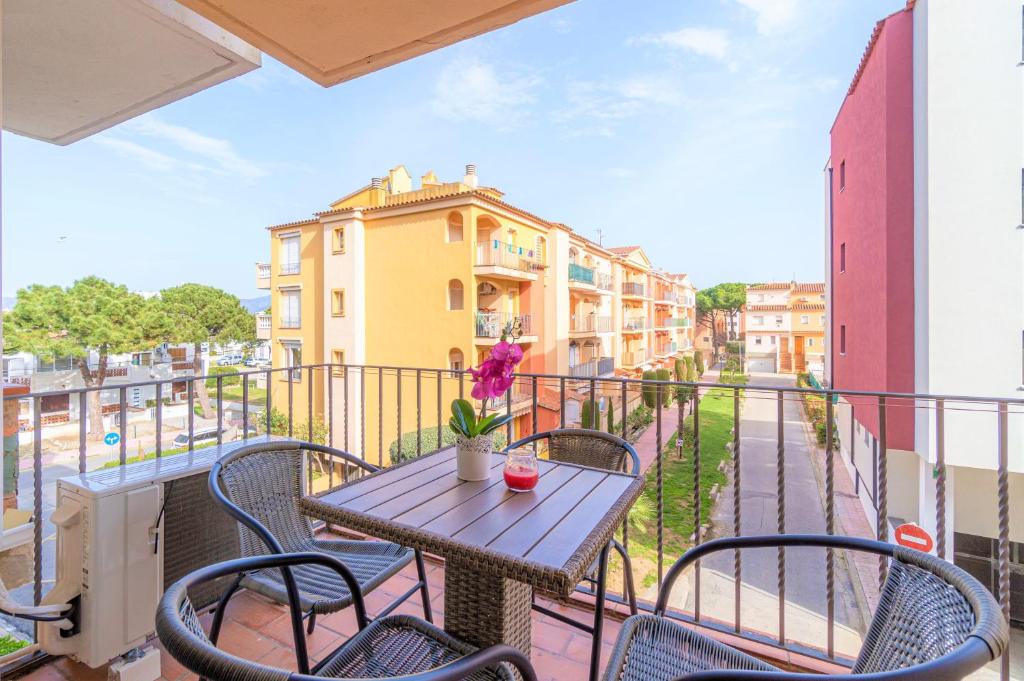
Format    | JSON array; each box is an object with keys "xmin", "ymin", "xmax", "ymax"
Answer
[
  {"xmin": 733, "ymin": 387, "xmax": 742, "ymax": 633},
  {"xmin": 776, "ymin": 390, "xmax": 786, "ymax": 644}
]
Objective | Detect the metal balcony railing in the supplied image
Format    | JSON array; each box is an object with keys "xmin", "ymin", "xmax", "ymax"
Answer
[
  {"xmin": 475, "ymin": 311, "xmax": 533, "ymax": 338},
  {"xmin": 596, "ymin": 315, "xmax": 613, "ymax": 333},
  {"xmin": 570, "ymin": 313, "xmax": 595, "ymax": 333},
  {"xmin": 1, "ymin": 363, "xmax": 1017, "ymax": 681},
  {"xmin": 568, "ymin": 262, "xmax": 595, "ymax": 285},
  {"xmin": 595, "ymin": 272, "xmax": 614, "ymax": 291},
  {"xmin": 475, "ymin": 244, "xmax": 540, "ymax": 273},
  {"xmin": 622, "ymin": 282, "xmax": 646, "ymax": 297},
  {"xmin": 624, "ymin": 317, "xmax": 647, "ymax": 331},
  {"xmin": 568, "ymin": 358, "xmax": 597, "ymax": 378},
  {"xmin": 280, "ymin": 317, "xmax": 301, "ymax": 329},
  {"xmin": 280, "ymin": 262, "xmax": 300, "ymax": 275}
]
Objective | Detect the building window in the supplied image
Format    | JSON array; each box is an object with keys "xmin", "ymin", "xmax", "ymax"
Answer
[
  {"xmin": 839, "ymin": 160, "xmax": 846, "ymax": 191},
  {"xmin": 808, "ymin": 338, "xmax": 815, "ymax": 347},
  {"xmin": 535, "ymin": 236, "xmax": 546, "ymax": 265},
  {"xmin": 840, "ymin": 242, "xmax": 846, "ymax": 273},
  {"xmin": 840, "ymin": 325, "xmax": 847, "ymax": 355},
  {"xmin": 280, "ymin": 234, "xmax": 300, "ymax": 274},
  {"xmin": 447, "ymin": 212, "xmax": 464, "ymax": 242},
  {"xmin": 448, "ymin": 280, "xmax": 464, "ymax": 311},
  {"xmin": 754, "ymin": 315, "xmax": 764, "ymax": 326},
  {"xmin": 770, "ymin": 335, "xmax": 776, "ymax": 344},
  {"xmin": 280, "ymin": 289, "xmax": 300, "ymax": 328},
  {"xmin": 331, "ymin": 349, "xmax": 345, "ymax": 375},
  {"xmin": 331, "ymin": 289, "xmax": 345, "ymax": 317},
  {"xmin": 448, "ymin": 348, "xmax": 464, "ymax": 372},
  {"xmin": 755, "ymin": 336, "xmax": 762, "ymax": 345},
  {"xmin": 775, "ymin": 316, "xmax": 783, "ymax": 326},
  {"xmin": 801, "ymin": 315, "xmax": 809, "ymax": 325},
  {"xmin": 333, "ymin": 227, "xmax": 345, "ymax": 253},
  {"xmin": 283, "ymin": 344, "xmax": 302, "ymax": 381},
  {"xmin": 820, "ymin": 316, "xmax": 826, "ymax": 326}
]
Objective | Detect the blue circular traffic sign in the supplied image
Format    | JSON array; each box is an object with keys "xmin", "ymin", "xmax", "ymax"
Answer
[{"xmin": 104, "ymin": 432, "xmax": 120, "ymax": 446}]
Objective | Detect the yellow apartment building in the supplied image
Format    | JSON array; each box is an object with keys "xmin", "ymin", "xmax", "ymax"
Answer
[
  {"xmin": 743, "ymin": 282, "xmax": 826, "ymax": 374},
  {"xmin": 257, "ymin": 164, "xmax": 697, "ymax": 463}
]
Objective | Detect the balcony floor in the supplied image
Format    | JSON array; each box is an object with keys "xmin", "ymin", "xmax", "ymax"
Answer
[{"xmin": 20, "ymin": 559, "xmax": 627, "ymax": 681}]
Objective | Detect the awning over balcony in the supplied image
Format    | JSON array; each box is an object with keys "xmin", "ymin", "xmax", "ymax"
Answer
[
  {"xmin": 175, "ymin": 0, "xmax": 574, "ymax": 87},
  {"xmin": 2, "ymin": 0, "xmax": 260, "ymax": 145}
]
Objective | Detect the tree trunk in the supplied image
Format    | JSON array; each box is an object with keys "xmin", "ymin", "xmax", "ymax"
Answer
[
  {"xmin": 78, "ymin": 357, "xmax": 105, "ymax": 440},
  {"xmin": 192, "ymin": 341, "xmax": 214, "ymax": 419}
]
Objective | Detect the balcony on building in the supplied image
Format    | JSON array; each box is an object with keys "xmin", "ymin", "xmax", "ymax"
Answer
[
  {"xmin": 474, "ymin": 311, "xmax": 538, "ymax": 344},
  {"xmin": 568, "ymin": 355, "xmax": 616, "ymax": 378},
  {"xmin": 567, "ymin": 262, "xmax": 597, "ymax": 291},
  {"xmin": 255, "ymin": 262, "xmax": 271, "ymax": 289},
  {"xmin": 280, "ymin": 315, "xmax": 301, "ymax": 330},
  {"xmin": 622, "ymin": 281, "xmax": 646, "ymax": 299},
  {"xmin": 621, "ymin": 348, "xmax": 649, "ymax": 368},
  {"xmin": 474, "ymin": 243, "xmax": 539, "ymax": 282},
  {"xmin": 595, "ymin": 271, "xmax": 614, "ymax": 292},
  {"xmin": 256, "ymin": 312, "xmax": 272, "ymax": 339},
  {"xmin": 280, "ymin": 261, "xmax": 300, "ymax": 276},
  {"xmin": 623, "ymin": 316, "xmax": 647, "ymax": 333}
]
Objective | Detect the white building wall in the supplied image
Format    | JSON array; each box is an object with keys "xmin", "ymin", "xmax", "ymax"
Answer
[{"xmin": 913, "ymin": 0, "xmax": 1024, "ymax": 474}]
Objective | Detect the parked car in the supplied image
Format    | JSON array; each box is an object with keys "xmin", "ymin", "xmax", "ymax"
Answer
[
  {"xmin": 171, "ymin": 425, "xmax": 257, "ymax": 448},
  {"xmin": 217, "ymin": 353, "xmax": 243, "ymax": 366},
  {"xmin": 243, "ymin": 357, "xmax": 261, "ymax": 367}
]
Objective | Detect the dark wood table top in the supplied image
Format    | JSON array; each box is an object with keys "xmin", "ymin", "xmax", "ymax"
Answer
[{"xmin": 300, "ymin": 447, "xmax": 645, "ymax": 596}]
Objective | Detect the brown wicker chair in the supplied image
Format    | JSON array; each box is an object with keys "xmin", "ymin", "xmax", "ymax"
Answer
[
  {"xmin": 157, "ymin": 553, "xmax": 537, "ymax": 681},
  {"xmin": 603, "ymin": 535, "xmax": 1009, "ymax": 681},
  {"xmin": 505, "ymin": 428, "xmax": 641, "ymax": 681}
]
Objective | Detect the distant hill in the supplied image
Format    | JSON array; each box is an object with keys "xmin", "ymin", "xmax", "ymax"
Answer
[{"xmin": 240, "ymin": 295, "xmax": 271, "ymax": 314}]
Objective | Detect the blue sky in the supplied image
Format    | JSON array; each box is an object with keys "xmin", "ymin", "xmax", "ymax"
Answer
[{"xmin": 2, "ymin": 0, "xmax": 903, "ymax": 299}]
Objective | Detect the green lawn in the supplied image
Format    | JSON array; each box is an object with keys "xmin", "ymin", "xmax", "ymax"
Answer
[
  {"xmin": 0, "ymin": 635, "xmax": 29, "ymax": 656},
  {"xmin": 99, "ymin": 440, "xmax": 221, "ymax": 469},
  {"xmin": 221, "ymin": 382, "xmax": 267, "ymax": 404},
  {"xmin": 626, "ymin": 371, "xmax": 748, "ymax": 584}
]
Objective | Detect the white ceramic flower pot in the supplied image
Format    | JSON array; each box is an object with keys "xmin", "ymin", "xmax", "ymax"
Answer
[{"xmin": 455, "ymin": 434, "xmax": 493, "ymax": 481}]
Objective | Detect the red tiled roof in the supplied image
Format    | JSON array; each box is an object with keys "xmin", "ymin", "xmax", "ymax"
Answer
[
  {"xmin": 747, "ymin": 304, "xmax": 788, "ymax": 312},
  {"xmin": 747, "ymin": 283, "xmax": 791, "ymax": 291},
  {"xmin": 607, "ymin": 246, "xmax": 640, "ymax": 255},
  {"xmin": 795, "ymin": 283, "xmax": 825, "ymax": 293}
]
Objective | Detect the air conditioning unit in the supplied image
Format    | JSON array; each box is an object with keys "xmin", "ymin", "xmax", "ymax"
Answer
[{"xmin": 36, "ymin": 439, "xmax": 260, "ymax": 669}]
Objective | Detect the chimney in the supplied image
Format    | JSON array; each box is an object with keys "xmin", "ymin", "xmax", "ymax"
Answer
[
  {"xmin": 463, "ymin": 164, "xmax": 478, "ymax": 188},
  {"xmin": 370, "ymin": 177, "xmax": 382, "ymax": 189}
]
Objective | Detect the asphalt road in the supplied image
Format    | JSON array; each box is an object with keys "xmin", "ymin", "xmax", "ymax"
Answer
[{"xmin": 702, "ymin": 372, "xmax": 864, "ymax": 633}]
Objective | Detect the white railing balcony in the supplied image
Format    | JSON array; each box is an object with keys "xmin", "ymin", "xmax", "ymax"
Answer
[
  {"xmin": 475, "ymin": 311, "xmax": 533, "ymax": 339},
  {"xmin": 256, "ymin": 313, "xmax": 272, "ymax": 339},
  {"xmin": 280, "ymin": 261, "xmax": 300, "ymax": 275},
  {"xmin": 255, "ymin": 262, "xmax": 271, "ymax": 289},
  {"xmin": 475, "ymin": 244, "xmax": 541, "ymax": 279},
  {"xmin": 568, "ymin": 358, "xmax": 597, "ymax": 378},
  {"xmin": 280, "ymin": 316, "xmax": 301, "ymax": 329},
  {"xmin": 624, "ymin": 317, "xmax": 647, "ymax": 332}
]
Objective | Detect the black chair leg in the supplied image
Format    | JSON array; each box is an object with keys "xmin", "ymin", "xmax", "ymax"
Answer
[
  {"xmin": 208, "ymin": 573, "xmax": 243, "ymax": 646},
  {"xmin": 612, "ymin": 539, "xmax": 638, "ymax": 616},
  {"xmin": 589, "ymin": 543, "xmax": 611, "ymax": 681},
  {"xmin": 414, "ymin": 550, "xmax": 434, "ymax": 623},
  {"xmin": 306, "ymin": 609, "xmax": 317, "ymax": 635}
]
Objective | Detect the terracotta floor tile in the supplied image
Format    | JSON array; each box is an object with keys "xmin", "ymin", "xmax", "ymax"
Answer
[
  {"xmin": 531, "ymin": 648, "xmax": 590, "ymax": 681},
  {"xmin": 220, "ymin": 592, "xmax": 287, "ymax": 630},
  {"xmin": 15, "ymin": 663, "xmax": 69, "ymax": 681},
  {"xmin": 214, "ymin": 620, "xmax": 278, "ymax": 659},
  {"xmin": 52, "ymin": 658, "xmax": 108, "ymax": 681}
]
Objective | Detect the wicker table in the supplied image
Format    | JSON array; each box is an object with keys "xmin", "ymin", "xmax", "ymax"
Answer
[{"xmin": 300, "ymin": 447, "xmax": 644, "ymax": 657}]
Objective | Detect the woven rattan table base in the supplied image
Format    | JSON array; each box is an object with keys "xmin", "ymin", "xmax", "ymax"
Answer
[{"xmin": 444, "ymin": 557, "xmax": 533, "ymax": 658}]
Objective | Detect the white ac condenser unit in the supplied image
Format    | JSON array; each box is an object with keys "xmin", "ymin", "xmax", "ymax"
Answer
[{"xmin": 36, "ymin": 439, "xmax": 271, "ymax": 668}]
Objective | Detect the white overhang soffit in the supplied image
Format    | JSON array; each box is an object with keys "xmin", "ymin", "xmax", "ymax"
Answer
[
  {"xmin": 2, "ymin": 0, "xmax": 260, "ymax": 146},
  {"xmin": 175, "ymin": 0, "xmax": 573, "ymax": 87}
]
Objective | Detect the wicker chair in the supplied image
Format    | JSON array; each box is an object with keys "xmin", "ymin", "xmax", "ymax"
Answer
[
  {"xmin": 603, "ymin": 534, "xmax": 1009, "ymax": 681},
  {"xmin": 156, "ymin": 553, "xmax": 538, "ymax": 681},
  {"xmin": 208, "ymin": 440, "xmax": 431, "ymax": 637},
  {"xmin": 505, "ymin": 428, "xmax": 641, "ymax": 681}
]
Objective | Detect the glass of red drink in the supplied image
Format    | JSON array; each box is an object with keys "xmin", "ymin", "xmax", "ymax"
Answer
[{"xmin": 503, "ymin": 448, "xmax": 539, "ymax": 492}]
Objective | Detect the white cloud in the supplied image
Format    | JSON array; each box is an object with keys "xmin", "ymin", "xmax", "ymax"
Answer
[
  {"xmin": 430, "ymin": 59, "xmax": 541, "ymax": 129},
  {"xmin": 126, "ymin": 116, "xmax": 270, "ymax": 180},
  {"xmin": 94, "ymin": 138, "xmax": 180, "ymax": 172},
  {"xmin": 734, "ymin": 0, "xmax": 800, "ymax": 35},
  {"xmin": 554, "ymin": 74, "xmax": 683, "ymax": 136},
  {"xmin": 633, "ymin": 27, "xmax": 731, "ymax": 61}
]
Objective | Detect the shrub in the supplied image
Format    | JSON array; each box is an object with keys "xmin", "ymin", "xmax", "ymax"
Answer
[
  {"xmin": 724, "ymin": 357, "xmax": 740, "ymax": 373},
  {"xmin": 581, "ymin": 399, "xmax": 597, "ymax": 429},
  {"xmin": 627, "ymin": 404, "xmax": 653, "ymax": 431},
  {"xmin": 606, "ymin": 400, "xmax": 615, "ymax": 433},
  {"xmin": 205, "ymin": 366, "xmax": 242, "ymax": 388},
  {"xmin": 389, "ymin": 426, "xmax": 507, "ymax": 463},
  {"xmin": 258, "ymin": 407, "xmax": 328, "ymax": 444},
  {"xmin": 641, "ymin": 370, "xmax": 658, "ymax": 408},
  {"xmin": 694, "ymin": 351, "xmax": 705, "ymax": 377},
  {"xmin": 655, "ymin": 368, "xmax": 672, "ymax": 406},
  {"xmin": 673, "ymin": 358, "xmax": 686, "ymax": 382}
]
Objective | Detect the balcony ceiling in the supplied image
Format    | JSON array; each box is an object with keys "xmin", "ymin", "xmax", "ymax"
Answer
[
  {"xmin": 2, "ymin": 0, "xmax": 260, "ymax": 146},
  {"xmin": 174, "ymin": 0, "xmax": 573, "ymax": 87}
]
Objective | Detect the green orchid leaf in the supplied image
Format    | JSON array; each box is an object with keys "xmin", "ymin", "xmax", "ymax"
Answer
[
  {"xmin": 479, "ymin": 413, "xmax": 513, "ymax": 436},
  {"xmin": 451, "ymin": 399, "xmax": 475, "ymax": 435},
  {"xmin": 475, "ymin": 413, "xmax": 498, "ymax": 436},
  {"xmin": 449, "ymin": 416, "xmax": 469, "ymax": 438}
]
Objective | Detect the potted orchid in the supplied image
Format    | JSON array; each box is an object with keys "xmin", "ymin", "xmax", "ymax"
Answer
[{"xmin": 450, "ymin": 323, "xmax": 523, "ymax": 480}]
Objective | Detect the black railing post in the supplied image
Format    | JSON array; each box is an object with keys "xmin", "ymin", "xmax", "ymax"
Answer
[
  {"xmin": 996, "ymin": 402, "xmax": 1010, "ymax": 681},
  {"xmin": 825, "ymin": 391, "xmax": 835, "ymax": 658},
  {"xmin": 935, "ymin": 398, "xmax": 946, "ymax": 560},
  {"xmin": 265, "ymin": 369, "xmax": 273, "ymax": 435},
  {"xmin": 416, "ymin": 368, "xmax": 422, "ymax": 457},
  {"xmin": 307, "ymin": 366, "xmax": 314, "ymax": 442},
  {"xmin": 242, "ymin": 377, "xmax": 250, "ymax": 441},
  {"xmin": 78, "ymin": 391, "xmax": 88, "ymax": 472},
  {"xmin": 216, "ymin": 375, "xmax": 224, "ymax": 445},
  {"xmin": 656, "ymin": 387, "xmax": 664, "ymax": 588},
  {"xmin": 733, "ymin": 386, "xmax": 742, "ymax": 634},
  {"xmin": 877, "ymin": 396, "xmax": 888, "ymax": 586},
  {"xmin": 776, "ymin": 390, "xmax": 786, "ymax": 645},
  {"xmin": 693, "ymin": 385, "xmax": 701, "ymax": 621},
  {"xmin": 33, "ymin": 396, "xmax": 42, "ymax": 609},
  {"xmin": 118, "ymin": 387, "xmax": 127, "ymax": 464}
]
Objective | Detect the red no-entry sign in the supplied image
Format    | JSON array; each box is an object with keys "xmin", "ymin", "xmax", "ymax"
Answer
[{"xmin": 894, "ymin": 523, "xmax": 934, "ymax": 553}]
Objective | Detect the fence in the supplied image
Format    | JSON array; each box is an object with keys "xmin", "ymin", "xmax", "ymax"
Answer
[{"xmin": 0, "ymin": 364, "xmax": 1018, "ymax": 680}]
